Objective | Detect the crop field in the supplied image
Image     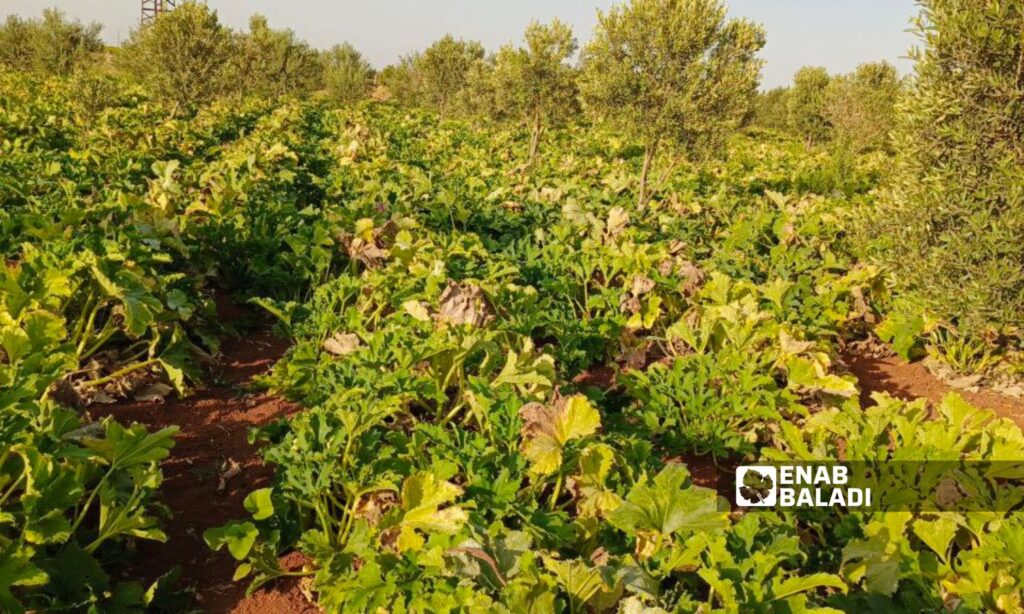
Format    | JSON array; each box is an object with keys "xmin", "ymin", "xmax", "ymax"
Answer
[{"xmin": 2, "ymin": 1, "xmax": 1023, "ymax": 613}]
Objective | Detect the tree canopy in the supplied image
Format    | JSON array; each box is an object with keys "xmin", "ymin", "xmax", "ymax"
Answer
[
  {"xmin": 580, "ymin": 0, "xmax": 765, "ymax": 204},
  {"xmin": 491, "ymin": 19, "xmax": 579, "ymax": 160}
]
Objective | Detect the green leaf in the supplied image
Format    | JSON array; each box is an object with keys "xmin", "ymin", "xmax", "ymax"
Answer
[
  {"xmin": 244, "ymin": 488, "xmax": 275, "ymax": 521},
  {"xmin": 609, "ymin": 464, "xmax": 727, "ymax": 557},
  {"xmin": 876, "ymin": 313, "xmax": 926, "ymax": 361},
  {"xmin": 204, "ymin": 521, "xmax": 259, "ymax": 560},
  {"xmin": 842, "ymin": 512, "xmax": 910, "ymax": 595},
  {"xmin": 542, "ymin": 556, "xmax": 618, "ymax": 611},
  {"xmin": 912, "ymin": 517, "xmax": 959, "ymax": 564},
  {"xmin": 0, "ymin": 544, "xmax": 48, "ymax": 614},
  {"xmin": 82, "ymin": 422, "xmax": 178, "ymax": 470},
  {"xmin": 770, "ymin": 572, "xmax": 847, "ymax": 600}
]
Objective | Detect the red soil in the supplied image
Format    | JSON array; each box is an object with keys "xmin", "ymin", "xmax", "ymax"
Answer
[
  {"xmin": 90, "ymin": 329, "xmax": 316, "ymax": 613},
  {"xmin": 844, "ymin": 351, "xmax": 1024, "ymax": 430},
  {"xmin": 85, "ymin": 317, "xmax": 1022, "ymax": 613}
]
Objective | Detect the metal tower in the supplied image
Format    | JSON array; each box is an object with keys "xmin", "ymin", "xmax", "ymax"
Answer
[{"xmin": 141, "ymin": 0, "xmax": 176, "ymax": 26}]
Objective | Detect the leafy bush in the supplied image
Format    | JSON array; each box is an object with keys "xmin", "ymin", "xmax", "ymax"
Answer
[
  {"xmin": 323, "ymin": 43, "xmax": 374, "ymax": 105},
  {"xmin": 229, "ymin": 15, "xmax": 323, "ymax": 99},
  {"xmin": 416, "ymin": 35, "xmax": 486, "ymax": 120},
  {"xmin": 752, "ymin": 86, "xmax": 791, "ymax": 132},
  {"xmin": 490, "ymin": 19, "xmax": 579, "ymax": 161}
]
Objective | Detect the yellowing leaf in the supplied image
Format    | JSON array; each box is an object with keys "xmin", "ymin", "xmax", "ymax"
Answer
[
  {"xmin": 520, "ymin": 395, "xmax": 601, "ymax": 477},
  {"xmin": 574, "ymin": 444, "xmax": 622, "ymax": 518},
  {"xmin": 391, "ymin": 472, "xmax": 468, "ymax": 553},
  {"xmin": 785, "ymin": 355, "xmax": 857, "ymax": 398},
  {"xmin": 402, "ymin": 299, "xmax": 432, "ymax": 322}
]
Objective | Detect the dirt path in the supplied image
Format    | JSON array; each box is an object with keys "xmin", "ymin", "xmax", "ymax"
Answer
[
  {"xmin": 90, "ymin": 329, "xmax": 316, "ymax": 613},
  {"xmin": 844, "ymin": 351, "xmax": 1024, "ymax": 429}
]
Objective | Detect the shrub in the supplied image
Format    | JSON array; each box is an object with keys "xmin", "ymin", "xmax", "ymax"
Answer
[
  {"xmin": 378, "ymin": 55, "xmax": 423, "ymax": 106},
  {"xmin": 230, "ymin": 15, "xmax": 323, "ymax": 99},
  {"xmin": 323, "ymin": 43, "xmax": 374, "ymax": 105},
  {"xmin": 752, "ymin": 86, "xmax": 791, "ymax": 132},
  {"xmin": 417, "ymin": 35, "xmax": 485, "ymax": 119}
]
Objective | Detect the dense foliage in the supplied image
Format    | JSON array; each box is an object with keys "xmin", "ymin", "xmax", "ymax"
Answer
[
  {"xmin": 0, "ymin": 10, "xmax": 103, "ymax": 77},
  {"xmin": 208, "ymin": 101, "xmax": 1020, "ymax": 612},
  {"xmin": 863, "ymin": 0, "xmax": 1024, "ymax": 345},
  {"xmin": 786, "ymin": 67, "xmax": 831, "ymax": 147},
  {"xmin": 5, "ymin": 68, "xmax": 1022, "ymax": 611},
  {"xmin": 822, "ymin": 62, "xmax": 902, "ymax": 153},
  {"xmin": 580, "ymin": 0, "xmax": 765, "ymax": 205},
  {"xmin": 2, "ymin": 0, "xmax": 1024, "ymax": 611},
  {"xmin": 0, "ymin": 71, "xmax": 338, "ymax": 610}
]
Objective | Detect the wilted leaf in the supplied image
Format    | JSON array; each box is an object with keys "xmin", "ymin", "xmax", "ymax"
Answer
[
  {"xmin": 605, "ymin": 207, "xmax": 629, "ymax": 240},
  {"xmin": 436, "ymin": 281, "xmax": 493, "ymax": 327},
  {"xmin": 785, "ymin": 355, "xmax": 857, "ymax": 398},
  {"xmin": 322, "ymin": 332, "xmax": 362, "ymax": 356},
  {"xmin": 402, "ymin": 300, "xmax": 431, "ymax": 322},
  {"xmin": 134, "ymin": 383, "xmax": 174, "ymax": 403}
]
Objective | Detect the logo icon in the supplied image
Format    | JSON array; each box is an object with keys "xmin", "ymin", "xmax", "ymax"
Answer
[{"xmin": 736, "ymin": 466, "xmax": 777, "ymax": 507}]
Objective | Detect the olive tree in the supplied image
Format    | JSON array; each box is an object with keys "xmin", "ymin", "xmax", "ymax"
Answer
[
  {"xmin": 491, "ymin": 19, "xmax": 579, "ymax": 161},
  {"xmin": 580, "ymin": 0, "xmax": 765, "ymax": 206},
  {"xmin": 230, "ymin": 15, "xmax": 323, "ymax": 98},
  {"xmin": 863, "ymin": 0, "xmax": 1024, "ymax": 339},
  {"xmin": 323, "ymin": 43, "xmax": 374, "ymax": 105},
  {"xmin": 0, "ymin": 10, "xmax": 103, "ymax": 76},
  {"xmin": 0, "ymin": 16, "xmax": 34, "ymax": 70},
  {"xmin": 787, "ymin": 66, "xmax": 831, "ymax": 147},
  {"xmin": 456, "ymin": 57, "xmax": 499, "ymax": 119},
  {"xmin": 119, "ymin": 2, "xmax": 234, "ymax": 109},
  {"xmin": 417, "ymin": 35, "xmax": 485, "ymax": 119},
  {"xmin": 752, "ymin": 87, "xmax": 791, "ymax": 132},
  {"xmin": 823, "ymin": 61, "xmax": 902, "ymax": 152},
  {"xmin": 379, "ymin": 54, "xmax": 424, "ymax": 107}
]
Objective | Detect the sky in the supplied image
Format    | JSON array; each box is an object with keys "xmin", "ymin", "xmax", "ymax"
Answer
[{"xmin": 4, "ymin": 0, "xmax": 919, "ymax": 89}]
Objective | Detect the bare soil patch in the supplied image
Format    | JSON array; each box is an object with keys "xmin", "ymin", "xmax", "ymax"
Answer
[
  {"xmin": 89, "ymin": 327, "xmax": 315, "ymax": 613},
  {"xmin": 844, "ymin": 351, "xmax": 1024, "ymax": 430}
]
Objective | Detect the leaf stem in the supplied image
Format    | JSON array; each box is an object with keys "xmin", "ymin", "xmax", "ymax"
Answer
[{"xmin": 79, "ymin": 358, "xmax": 158, "ymax": 388}]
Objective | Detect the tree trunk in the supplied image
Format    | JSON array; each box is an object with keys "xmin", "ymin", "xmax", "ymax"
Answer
[
  {"xmin": 528, "ymin": 109, "xmax": 543, "ymax": 163},
  {"xmin": 638, "ymin": 141, "xmax": 657, "ymax": 207}
]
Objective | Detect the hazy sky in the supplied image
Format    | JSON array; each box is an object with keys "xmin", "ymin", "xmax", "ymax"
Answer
[{"xmin": 4, "ymin": 1, "xmax": 919, "ymax": 88}]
